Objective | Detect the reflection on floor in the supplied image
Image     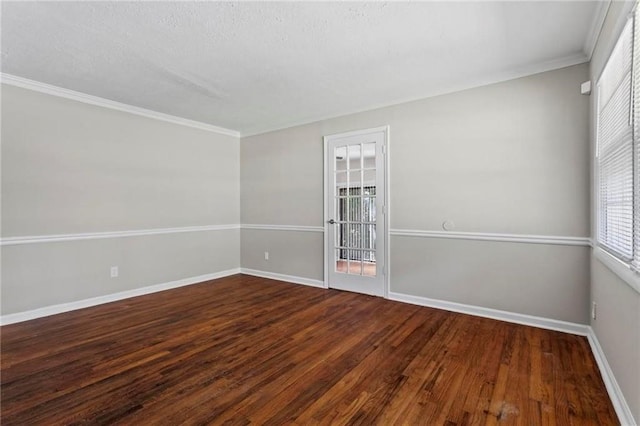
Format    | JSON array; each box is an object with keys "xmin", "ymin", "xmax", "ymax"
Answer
[
  {"xmin": 336, "ymin": 259, "xmax": 376, "ymax": 276},
  {"xmin": 0, "ymin": 275, "xmax": 619, "ymax": 424}
]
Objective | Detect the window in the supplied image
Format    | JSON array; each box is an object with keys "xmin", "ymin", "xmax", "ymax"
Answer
[
  {"xmin": 338, "ymin": 186, "xmax": 376, "ymax": 262},
  {"xmin": 596, "ymin": 8, "xmax": 640, "ymax": 273},
  {"xmin": 596, "ymin": 18, "xmax": 633, "ymax": 260}
]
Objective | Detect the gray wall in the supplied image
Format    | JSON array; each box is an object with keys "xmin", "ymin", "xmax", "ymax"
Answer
[
  {"xmin": 590, "ymin": 1, "xmax": 640, "ymax": 422},
  {"xmin": 241, "ymin": 63, "xmax": 591, "ymax": 324},
  {"xmin": 240, "ymin": 230, "xmax": 323, "ymax": 280},
  {"xmin": 1, "ymin": 84, "xmax": 240, "ymax": 314},
  {"xmin": 242, "ymin": 123, "xmax": 324, "ymax": 227},
  {"xmin": 3, "ymin": 64, "xmax": 591, "ymax": 327},
  {"xmin": 591, "ymin": 259, "xmax": 640, "ymax": 423},
  {"xmin": 392, "ymin": 238, "xmax": 590, "ymax": 321}
]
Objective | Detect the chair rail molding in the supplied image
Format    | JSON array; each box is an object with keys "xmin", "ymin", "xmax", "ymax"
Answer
[
  {"xmin": 0, "ymin": 224, "xmax": 241, "ymax": 246},
  {"xmin": 390, "ymin": 229, "xmax": 591, "ymax": 247}
]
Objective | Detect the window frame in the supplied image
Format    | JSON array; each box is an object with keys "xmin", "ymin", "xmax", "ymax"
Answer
[
  {"xmin": 596, "ymin": 16, "xmax": 634, "ymax": 261},
  {"xmin": 594, "ymin": 6, "xmax": 640, "ymax": 294}
]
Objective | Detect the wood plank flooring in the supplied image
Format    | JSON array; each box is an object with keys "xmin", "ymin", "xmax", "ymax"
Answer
[{"xmin": 1, "ymin": 274, "xmax": 618, "ymax": 425}]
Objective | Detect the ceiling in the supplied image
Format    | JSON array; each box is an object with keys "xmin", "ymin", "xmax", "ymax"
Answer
[{"xmin": 1, "ymin": 1, "xmax": 606, "ymax": 136}]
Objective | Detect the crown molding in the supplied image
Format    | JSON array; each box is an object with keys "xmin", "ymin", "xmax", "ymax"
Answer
[
  {"xmin": 584, "ymin": 0, "xmax": 611, "ymax": 59},
  {"xmin": 240, "ymin": 53, "xmax": 589, "ymax": 137},
  {"xmin": 0, "ymin": 73, "xmax": 240, "ymax": 138}
]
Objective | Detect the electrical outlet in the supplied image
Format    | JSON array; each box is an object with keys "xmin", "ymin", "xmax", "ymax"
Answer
[
  {"xmin": 110, "ymin": 266, "xmax": 119, "ymax": 278},
  {"xmin": 264, "ymin": 251, "xmax": 269, "ymax": 261},
  {"xmin": 592, "ymin": 301, "xmax": 597, "ymax": 320}
]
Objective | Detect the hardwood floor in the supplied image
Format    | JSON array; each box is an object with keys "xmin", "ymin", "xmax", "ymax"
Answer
[{"xmin": 1, "ymin": 274, "xmax": 617, "ymax": 425}]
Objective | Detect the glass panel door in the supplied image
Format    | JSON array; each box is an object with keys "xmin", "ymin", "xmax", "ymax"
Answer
[{"xmin": 325, "ymin": 128, "xmax": 386, "ymax": 297}]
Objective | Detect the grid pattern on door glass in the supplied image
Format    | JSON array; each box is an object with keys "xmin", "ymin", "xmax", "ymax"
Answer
[{"xmin": 334, "ymin": 142, "xmax": 376, "ymax": 276}]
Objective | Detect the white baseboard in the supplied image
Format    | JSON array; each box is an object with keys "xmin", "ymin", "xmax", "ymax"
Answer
[
  {"xmin": 240, "ymin": 268, "xmax": 326, "ymax": 289},
  {"xmin": 587, "ymin": 328, "xmax": 637, "ymax": 426},
  {"xmin": 388, "ymin": 291, "xmax": 637, "ymax": 424},
  {"xmin": 387, "ymin": 291, "xmax": 590, "ymax": 336},
  {"xmin": 0, "ymin": 268, "xmax": 241, "ymax": 326}
]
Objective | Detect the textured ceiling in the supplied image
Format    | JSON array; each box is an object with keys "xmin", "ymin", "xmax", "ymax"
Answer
[{"xmin": 2, "ymin": 1, "xmax": 603, "ymax": 136}]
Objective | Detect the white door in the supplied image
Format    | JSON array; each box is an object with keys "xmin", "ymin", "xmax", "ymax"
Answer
[{"xmin": 324, "ymin": 127, "xmax": 387, "ymax": 297}]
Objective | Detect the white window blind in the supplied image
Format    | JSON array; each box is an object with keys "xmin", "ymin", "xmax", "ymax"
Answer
[
  {"xmin": 634, "ymin": 6, "xmax": 640, "ymax": 271},
  {"xmin": 597, "ymin": 19, "xmax": 634, "ymax": 261}
]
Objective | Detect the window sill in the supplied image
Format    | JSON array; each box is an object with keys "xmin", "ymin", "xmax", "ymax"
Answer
[{"xmin": 593, "ymin": 246, "xmax": 640, "ymax": 294}]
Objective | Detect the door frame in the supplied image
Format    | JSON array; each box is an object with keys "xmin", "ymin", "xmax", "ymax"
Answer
[{"xmin": 323, "ymin": 125, "xmax": 390, "ymax": 298}]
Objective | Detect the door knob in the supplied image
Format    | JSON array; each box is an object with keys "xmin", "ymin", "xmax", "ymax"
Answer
[{"xmin": 328, "ymin": 219, "xmax": 336, "ymax": 224}]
